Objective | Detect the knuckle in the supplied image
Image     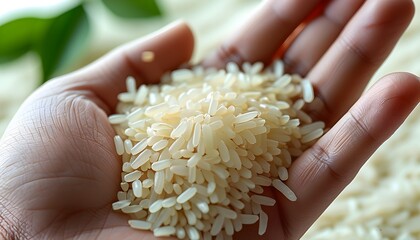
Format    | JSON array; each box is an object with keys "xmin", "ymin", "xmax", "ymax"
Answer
[
  {"xmin": 308, "ymin": 143, "xmax": 350, "ymax": 184},
  {"xmin": 216, "ymin": 44, "xmax": 246, "ymax": 66}
]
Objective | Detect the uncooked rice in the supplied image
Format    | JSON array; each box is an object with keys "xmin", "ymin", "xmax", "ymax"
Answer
[
  {"xmin": 141, "ymin": 51, "xmax": 155, "ymax": 63},
  {"xmin": 109, "ymin": 60, "xmax": 325, "ymax": 239}
]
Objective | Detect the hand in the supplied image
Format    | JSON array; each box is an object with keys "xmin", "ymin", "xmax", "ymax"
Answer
[
  {"xmin": 204, "ymin": 0, "xmax": 418, "ymax": 239},
  {"xmin": 0, "ymin": 1, "xmax": 418, "ymax": 240},
  {"xmin": 0, "ymin": 20, "xmax": 193, "ymax": 239}
]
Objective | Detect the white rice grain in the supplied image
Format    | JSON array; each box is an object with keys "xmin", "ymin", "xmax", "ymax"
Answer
[
  {"xmin": 192, "ymin": 123, "xmax": 202, "ymax": 147},
  {"xmin": 143, "ymin": 179, "xmax": 153, "ymax": 188},
  {"xmin": 141, "ymin": 51, "xmax": 155, "ymax": 62},
  {"xmin": 177, "ymin": 187, "xmax": 198, "ymax": 204},
  {"xmin": 240, "ymin": 214, "xmax": 259, "ymax": 225},
  {"xmin": 186, "ymin": 226, "xmax": 200, "ymax": 240},
  {"xmin": 208, "ymin": 92, "xmax": 219, "ymax": 115},
  {"xmin": 300, "ymin": 121, "xmax": 325, "ymax": 135},
  {"xmin": 171, "ymin": 121, "xmax": 188, "ymax": 139},
  {"xmin": 211, "ymin": 215, "xmax": 225, "ymax": 236},
  {"xmin": 122, "ymin": 205, "xmax": 142, "ymax": 214},
  {"xmin": 154, "ymin": 171, "xmax": 165, "ymax": 194},
  {"xmin": 112, "ymin": 200, "xmax": 131, "ymax": 210},
  {"xmin": 154, "ymin": 226, "xmax": 176, "ymax": 237},
  {"xmin": 109, "ymin": 114, "xmax": 127, "ymax": 125},
  {"xmin": 251, "ymin": 62, "xmax": 263, "ymax": 74},
  {"xmin": 124, "ymin": 139, "xmax": 132, "ymax": 154},
  {"xmin": 114, "ymin": 136, "xmax": 124, "ymax": 155},
  {"xmin": 162, "ymin": 197, "xmax": 177, "ymax": 208},
  {"xmin": 126, "ymin": 76, "xmax": 137, "ymax": 94},
  {"xmin": 301, "ymin": 128, "xmax": 324, "ymax": 143},
  {"xmin": 149, "ymin": 199, "xmax": 163, "ymax": 213},
  {"xmin": 278, "ymin": 166, "xmax": 289, "ymax": 181},
  {"xmin": 152, "ymin": 139, "xmax": 169, "ymax": 151},
  {"xmin": 176, "ymin": 227, "xmax": 186, "ymax": 239},
  {"xmin": 187, "ymin": 153, "xmax": 202, "ymax": 168},
  {"xmin": 273, "ymin": 179, "xmax": 297, "ymax": 201},
  {"xmin": 135, "ymin": 85, "xmax": 149, "ymax": 105},
  {"xmin": 196, "ymin": 201, "xmax": 210, "ymax": 214},
  {"xmin": 216, "ymin": 206, "xmax": 238, "ymax": 219},
  {"xmin": 131, "ymin": 149, "xmax": 152, "ymax": 169},
  {"xmin": 251, "ymin": 195, "xmax": 276, "ymax": 206},
  {"xmin": 170, "ymin": 166, "xmax": 189, "ymax": 177},
  {"xmin": 258, "ymin": 211, "xmax": 268, "ymax": 235},
  {"xmin": 172, "ymin": 69, "xmax": 194, "ymax": 82},
  {"xmin": 145, "ymin": 103, "xmax": 169, "ymax": 117},
  {"xmin": 129, "ymin": 220, "xmax": 152, "ymax": 230},
  {"xmin": 301, "ymin": 79, "xmax": 314, "ymax": 103},
  {"xmin": 169, "ymin": 137, "xmax": 185, "ymax": 153},
  {"xmin": 151, "ymin": 159, "xmax": 171, "ymax": 171},
  {"xmin": 234, "ymin": 111, "xmax": 259, "ymax": 124},
  {"xmin": 226, "ymin": 62, "xmax": 239, "ymax": 73},
  {"xmin": 185, "ymin": 209, "xmax": 197, "ymax": 225},
  {"xmin": 224, "ymin": 219, "xmax": 235, "ymax": 236},
  {"xmin": 132, "ymin": 180, "xmax": 143, "ymax": 198},
  {"xmin": 274, "ymin": 60, "xmax": 284, "ymax": 77},
  {"xmin": 124, "ymin": 170, "xmax": 142, "ymax": 182}
]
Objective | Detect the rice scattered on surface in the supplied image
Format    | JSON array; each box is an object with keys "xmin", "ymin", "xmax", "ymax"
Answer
[{"xmin": 110, "ymin": 60, "xmax": 325, "ymax": 239}]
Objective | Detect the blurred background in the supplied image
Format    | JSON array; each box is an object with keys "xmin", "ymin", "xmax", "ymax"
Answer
[{"xmin": 0, "ymin": 0, "xmax": 419, "ymax": 239}]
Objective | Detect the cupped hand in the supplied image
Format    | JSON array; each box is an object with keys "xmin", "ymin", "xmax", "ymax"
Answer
[{"xmin": 0, "ymin": 0, "xmax": 419, "ymax": 239}]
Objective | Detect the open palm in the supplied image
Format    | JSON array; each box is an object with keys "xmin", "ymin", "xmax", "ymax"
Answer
[{"xmin": 0, "ymin": 0, "xmax": 419, "ymax": 239}]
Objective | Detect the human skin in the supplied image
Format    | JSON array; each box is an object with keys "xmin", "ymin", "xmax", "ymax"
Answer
[{"xmin": 0, "ymin": 0, "xmax": 419, "ymax": 239}]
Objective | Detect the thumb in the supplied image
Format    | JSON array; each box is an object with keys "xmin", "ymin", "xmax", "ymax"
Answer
[{"xmin": 57, "ymin": 21, "xmax": 195, "ymax": 111}]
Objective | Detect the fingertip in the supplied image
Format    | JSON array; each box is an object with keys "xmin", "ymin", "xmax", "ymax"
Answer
[
  {"xmin": 388, "ymin": 72, "xmax": 420, "ymax": 109},
  {"xmin": 403, "ymin": 0, "xmax": 415, "ymax": 22},
  {"xmin": 358, "ymin": 72, "xmax": 420, "ymax": 140},
  {"xmin": 371, "ymin": 72, "xmax": 420, "ymax": 103},
  {"xmin": 158, "ymin": 19, "xmax": 195, "ymax": 56},
  {"xmin": 367, "ymin": 0, "xmax": 415, "ymax": 29}
]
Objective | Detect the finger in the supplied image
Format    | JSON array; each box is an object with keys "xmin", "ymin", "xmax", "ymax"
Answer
[
  {"xmin": 277, "ymin": 73, "xmax": 420, "ymax": 239},
  {"xmin": 202, "ymin": 0, "xmax": 327, "ymax": 69},
  {"xmin": 281, "ymin": 0, "xmax": 365, "ymax": 76},
  {"xmin": 307, "ymin": 0, "xmax": 415, "ymax": 126},
  {"xmin": 55, "ymin": 21, "xmax": 194, "ymax": 111}
]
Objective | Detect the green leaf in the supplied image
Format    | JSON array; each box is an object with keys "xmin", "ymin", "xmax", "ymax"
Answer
[
  {"xmin": 0, "ymin": 17, "xmax": 50, "ymax": 63},
  {"xmin": 37, "ymin": 4, "xmax": 90, "ymax": 82},
  {"xmin": 102, "ymin": 0, "xmax": 162, "ymax": 19}
]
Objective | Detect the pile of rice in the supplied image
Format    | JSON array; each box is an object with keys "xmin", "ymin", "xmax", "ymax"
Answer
[{"xmin": 109, "ymin": 60, "xmax": 325, "ymax": 239}]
